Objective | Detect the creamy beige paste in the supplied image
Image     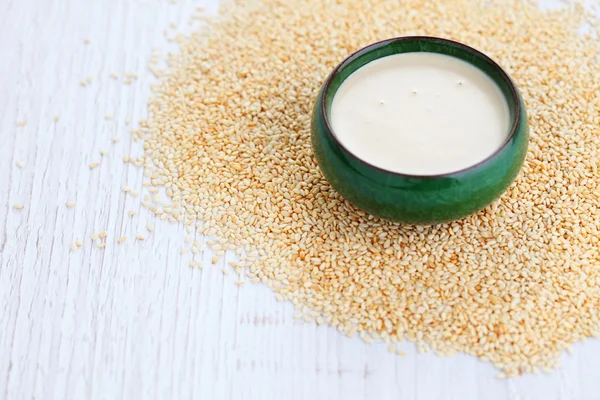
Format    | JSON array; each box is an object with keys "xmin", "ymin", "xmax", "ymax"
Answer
[{"xmin": 330, "ymin": 52, "xmax": 510, "ymax": 175}]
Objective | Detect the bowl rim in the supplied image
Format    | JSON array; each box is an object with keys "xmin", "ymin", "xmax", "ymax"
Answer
[{"xmin": 320, "ymin": 35, "xmax": 523, "ymax": 179}]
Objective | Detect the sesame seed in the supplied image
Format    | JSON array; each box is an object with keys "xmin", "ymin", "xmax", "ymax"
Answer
[
  {"xmin": 125, "ymin": 0, "xmax": 600, "ymax": 377},
  {"xmin": 117, "ymin": 236, "xmax": 127, "ymax": 244},
  {"xmin": 96, "ymin": 243, "xmax": 106, "ymax": 249},
  {"xmin": 128, "ymin": 210, "xmax": 137, "ymax": 217},
  {"xmin": 100, "ymin": 149, "xmax": 109, "ymax": 156},
  {"xmin": 66, "ymin": 201, "xmax": 76, "ymax": 208},
  {"xmin": 16, "ymin": 160, "xmax": 24, "ymax": 168},
  {"xmin": 98, "ymin": 231, "xmax": 107, "ymax": 239},
  {"xmin": 16, "ymin": 121, "xmax": 27, "ymax": 127},
  {"xmin": 89, "ymin": 162, "xmax": 100, "ymax": 169},
  {"xmin": 112, "ymin": 136, "xmax": 120, "ymax": 143},
  {"xmin": 13, "ymin": 203, "xmax": 24, "ymax": 210},
  {"xmin": 147, "ymin": 223, "xmax": 155, "ymax": 232},
  {"xmin": 136, "ymin": 234, "xmax": 145, "ymax": 241}
]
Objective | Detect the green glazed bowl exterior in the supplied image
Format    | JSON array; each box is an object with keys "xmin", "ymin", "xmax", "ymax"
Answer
[{"xmin": 311, "ymin": 36, "xmax": 529, "ymax": 225}]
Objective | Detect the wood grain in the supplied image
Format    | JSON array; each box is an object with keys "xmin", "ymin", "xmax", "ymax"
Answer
[{"xmin": 1, "ymin": 0, "xmax": 599, "ymax": 399}]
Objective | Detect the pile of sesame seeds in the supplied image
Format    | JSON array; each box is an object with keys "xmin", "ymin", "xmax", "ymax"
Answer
[{"xmin": 135, "ymin": 0, "xmax": 600, "ymax": 376}]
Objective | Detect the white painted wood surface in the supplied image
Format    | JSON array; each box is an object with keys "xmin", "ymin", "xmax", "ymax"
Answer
[{"xmin": 1, "ymin": 0, "xmax": 599, "ymax": 399}]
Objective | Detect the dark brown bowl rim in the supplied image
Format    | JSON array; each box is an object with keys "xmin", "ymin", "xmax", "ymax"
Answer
[{"xmin": 320, "ymin": 36, "xmax": 522, "ymax": 179}]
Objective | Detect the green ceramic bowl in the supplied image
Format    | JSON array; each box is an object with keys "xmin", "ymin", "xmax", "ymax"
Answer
[{"xmin": 311, "ymin": 36, "xmax": 529, "ymax": 225}]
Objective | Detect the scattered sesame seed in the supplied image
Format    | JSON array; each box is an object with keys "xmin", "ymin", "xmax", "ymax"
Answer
[
  {"xmin": 91, "ymin": 233, "xmax": 99, "ymax": 240},
  {"xmin": 12, "ymin": 203, "xmax": 24, "ymax": 210},
  {"xmin": 147, "ymin": 223, "xmax": 155, "ymax": 232},
  {"xmin": 117, "ymin": 236, "xmax": 127, "ymax": 244},
  {"xmin": 75, "ymin": 240, "xmax": 83, "ymax": 247},
  {"xmin": 235, "ymin": 281, "xmax": 245, "ymax": 286},
  {"xmin": 189, "ymin": 261, "xmax": 197, "ymax": 268},
  {"xmin": 54, "ymin": 116, "xmax": 60, "ymax": 122},
  {"xmin": 100, "ymin": 149, "xmax": 109, "ymax": 156},
  {"xmin": 104, "ymin": 114, "xmax": 113, "ymax": 120},
  {"xmin": 136, "ymin": 234, "xmax": 145, "ymax": 241},
  {"xmin": 128, "ymin": 210, "xmax": 137, "ymax": 217},
  {"xmin": 66, "ymin": 201, "xmax": 76, "ymax": 208},
  {"xmin": 98, "ymin": 231, "xmax": 108, "ymax": 239},
  {"xmin": 124, "ymin": 0, "xmax": 600, "ymax": 377},
  {"xmin": 16, "ymin": 160, "xmax": 24, "ymax": 168},
  {"xmin": 16, "ymin": 121, "xmax": 27, "ymax": 127},
  {"xmin": 89, "ymin": 162, "xmax": 100, "ymax": 169},
  {"xmin": 84, "ymin": 39, "xmax": 91, "ymax": 45},
  {"xmin": 96, "ymin": 243, "xmax": 106, "ymax": 249},
  {"xmin": 112, "ymin": 136, "xmax": 120, "ymax": 143}
]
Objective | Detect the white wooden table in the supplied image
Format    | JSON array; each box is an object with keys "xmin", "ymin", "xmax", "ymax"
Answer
[{"xmin": 1, "ymin": 0, "xmax": 599, "ymax": 399}]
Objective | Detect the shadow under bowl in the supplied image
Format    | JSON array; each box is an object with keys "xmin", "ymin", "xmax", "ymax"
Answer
[{"xmin": 311, "ymin": 36, "xmax": 529, "ymax": 225}]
